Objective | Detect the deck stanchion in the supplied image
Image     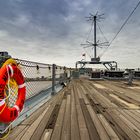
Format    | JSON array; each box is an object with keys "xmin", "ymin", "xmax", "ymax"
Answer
[
  {"xmin": 52, "ymin": 64, "xmax": 56, "ymax": 95},
  {"xmin": 128, "ymin": 69, "xmax": 134, "ymax": 85}
]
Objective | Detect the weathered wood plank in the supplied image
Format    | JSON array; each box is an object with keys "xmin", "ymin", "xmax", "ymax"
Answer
[
  {"xmin": 6, "ymin": 125, "xmax": 28, "ymax": 140},
  {"xmin": 129, "ymin": 110, "xmax": 140, "ymax": 121},
  {"xmin": 83, "ymin": 82, "xmax": 117, "ymax": 108},
  {"xmin": 15, "ymin": 126, "xmax": 30, "ymax": 140},
  {"xmin": 51, "ymin": 99, "xmax": 66, "ymax": 140},
  {"xmin": 96, "ymin": 80, "xmax": 140, "ymax": 104},
  {"xmin": 22, "ymin": 102, "xmax": 49, "ymax": 125},
  {"xmin": 78, "ymin": 85, "xmax": 90, "ymax": 105},
  {"xmin": 74, "ymin": 84, "xmax": 90, "ymax": 140},
  {"xmin": 87, "ymin": 105, "xmax": 110, "ymax": 140},
  {"xmin": 61, "ymin": 95, "xmax": 71, "ymax": 140},
  {"xmin": 98, "ymin": 114, "xmax": 120, "ymax": 140},
  {"xmin": 71, "ymin": 85, "xmax": 80, "ymax": 140},
  {"xmin": 117, "ymin": 111, "xmax": 140, "ymax": 138},
  {"xmin": 124, "ymin": 110, "xmax": 140, "ymax": 123},
  {"xmin": 83, "ymin": 81, "xmax": 130, "ymax": 140},
  {"xmin": 30, "ymin": 91, "xmax": 64, "ymax": 140},
  {"xmin": 108, "ymin": 109, "xmax": 140, "ymax": 140},
  {"xmin": 21, "ymin": 106, "xmax": 50, "ymax": 140},
  {"xmin": 119, "ymin": 109, "xmax": 140, "ymax": 130},
  {"xmin": 41, "ymin": 129, "xmax": 53, "ymax": 140},
  {"xmin": 79, "ymin": 99, "xmax": 100, "ymax": 140}
]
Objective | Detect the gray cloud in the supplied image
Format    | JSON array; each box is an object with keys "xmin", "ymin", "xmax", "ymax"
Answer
[{"xmin": 0, "ymin": 0, "xmax": 140, "ymax": 68}]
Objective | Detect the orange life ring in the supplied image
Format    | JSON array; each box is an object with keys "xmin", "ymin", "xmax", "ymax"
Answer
[{"xmin": 0, "ymin": 64, "xmax": 26, "ymax": 123}]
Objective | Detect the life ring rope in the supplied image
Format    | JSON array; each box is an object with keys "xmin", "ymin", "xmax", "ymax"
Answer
[
  {"xmin": 0, "ymin": 65, "xmax": 12, "ymax": 114},
  {"xmin": 0, "ymin": 63, "xmax": 26, "ymax": 122},
  {"xmin": 2, "ymin": 58, "xmax": 19, "ymax": 101},
  {"xmin": 0, "ymin": 64, "xmax": 11, "ymax": 138},
  {"xmin": 0, "ymin": 58, "xmax": 25, "ymax": 139},
  {"xmin": 0, "ymin": 65, "xmax": 16, "ymax": 109}
]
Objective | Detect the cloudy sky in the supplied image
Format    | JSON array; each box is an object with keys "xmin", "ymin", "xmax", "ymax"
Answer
[{"xmin": 0, "ymin": 0, "xmax": 140, "ymax": 68}]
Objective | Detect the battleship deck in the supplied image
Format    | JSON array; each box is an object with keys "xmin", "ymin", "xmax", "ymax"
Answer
[{"xmin": 6, "ymin": 79, "xmax": 140, "ymax": 140}]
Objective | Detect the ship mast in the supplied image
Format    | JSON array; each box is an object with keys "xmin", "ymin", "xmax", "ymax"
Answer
[
  {"xmin": 76, "ymin": 13, "xmax": 118, "ymax": 70},
  {"xmin": 81, "ymin": 13, "xmax": 109, "ymax": 62},
  {"xmin": 93, "ymin": 15, "xmax": 97, "ymax": 59}
]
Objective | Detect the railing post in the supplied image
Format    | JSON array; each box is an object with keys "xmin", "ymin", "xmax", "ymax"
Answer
[
  {"xmin": 52, "ymin": 64, "xmax": 56, "ymax": 95},
  {"xmin": 128, "ymin": 70, "xmax": 134, "ymax": 86}
]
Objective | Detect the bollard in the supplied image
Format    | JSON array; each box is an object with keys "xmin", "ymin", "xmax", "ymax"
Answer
[{"xmin": 51, "ymin": 64, "xmax": 56, "ymax": 95}]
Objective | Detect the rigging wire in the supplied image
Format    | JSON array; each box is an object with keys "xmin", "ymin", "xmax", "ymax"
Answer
[
  {"xmin": 97, "ymin": 23, "xmax": 109, "ymax": 43},
  {"xmin": 99, "ymin": 0, "xmax": 140, "ymax": 57},
  {"xmin": 80, "ymin": 19, "xmax": 94, "ymax": 59},
  {"xmin": 86, "ymin": 20, "xmax": 94, "ymax": 41},
  {"xmin": 97, "ymin": 23, "xmax": 109, "ymax": 57}
]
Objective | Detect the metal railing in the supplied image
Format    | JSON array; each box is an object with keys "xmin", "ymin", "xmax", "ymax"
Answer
[
  {"xmin": 0, "ymin": 56, "xmax": 72, "ymax": 135},
  {"xmin": 14, "ymin": 58, "xmax": 71, "ymax": 99},
  {"xmin": 0, "ymin": 56, "xmax": 71, "ymax": 107}
]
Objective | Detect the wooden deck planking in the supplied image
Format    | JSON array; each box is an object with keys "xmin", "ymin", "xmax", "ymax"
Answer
[
  {"xmin": 6, "ymin": 125, "xmax": 28, "ymax": 140},
  {"xmin": 76, "ymin": 82, "xmax": 110, "ymax": 140},
  {"xmin": 79, "ymin": 79, "xmax": 138, "ymax": 139},
  {"xmin": 51, "ymin": 99, "xmax": 66, "ymax": 140},
  {"xmin": 108, "ymin": 109, "xmax": 140, "ymax": 140},
  {"xmin": 15, "ymin": 126, "xmax": 30, "ymax": 140},
  {"xmin": 21, "ymin": 106, "xmax": 50, "ymax": 140},
  {"xmin": 61, "ymin": 94, "xmax": 71, "ymax": 140},
  {"xmin": 70, "ymin": 84, "xmax": 80, "ymax": 140},
  {"xmin": 86, "ymin": 105, "xmax": 110, "ymax": 140},
  {"xmin": 74, "ymin": 83, "xmax": 90, "ymax": 140},
  {"xmin": 118, "ymin": 109, "xmax": 140, "ymax": 130},
  {"xmin": 41, "ymin": 129, "xmax": 53, "ymax": 140},
  {"xmin": 6, "ymin": 79, "xmax": 140, "ymax": 140},
  {"xmin": 95, "ymin": 80, "xmax": 140, "ymax": 104},
  {"xmin": 30, "ymin": 90, "xmax": 65, "ymax": 140},
  {"xmin": 97, "ymin": 114, "xmax": 120, "ymax": 140},
  {"xmin": 83, "ymin": 82, "xmax": 117, "ymax": 108},
  {"xmin": 79, "ymin": 98, "xmax": 100, "ymax": 140},
  {"xmin": 81, "ymin": 82, "xmax": 126, "ymax": 139}
]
